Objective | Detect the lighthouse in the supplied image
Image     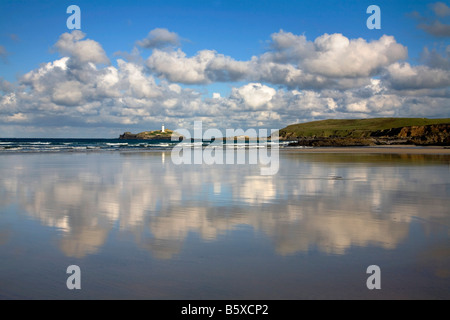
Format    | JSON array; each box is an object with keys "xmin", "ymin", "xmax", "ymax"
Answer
[{"xmin": 161, "ymin": 124, "xmax": 165, "ymax": 133}]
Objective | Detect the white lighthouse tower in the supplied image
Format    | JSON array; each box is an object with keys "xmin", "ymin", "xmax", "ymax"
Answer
[{"xmin": 161, "ymin": 124, "xmax": 165, "ymax": 133}]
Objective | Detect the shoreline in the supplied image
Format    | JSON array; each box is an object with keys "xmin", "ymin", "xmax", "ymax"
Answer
[
  {"xmin": 1, "ymin": 141, "xmax": 450, "ymax": 155},
  {"xmin": 282, "ymin": 145, "xmax": 450, "ymax": 155}
]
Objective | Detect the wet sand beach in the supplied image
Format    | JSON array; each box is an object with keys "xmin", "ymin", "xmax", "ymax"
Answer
[
  {"xmin": 284, "ymin": 145, "xmax": 450, "ymax": 155},
  {"xmin": 0, "ymin": 150, "xmax": 449, "ymax": 299}
]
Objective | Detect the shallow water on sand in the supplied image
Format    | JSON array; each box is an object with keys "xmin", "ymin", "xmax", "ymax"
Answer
[{"xmin": 0, "ymin": 151, "xmax": 449, "ymax": 299}]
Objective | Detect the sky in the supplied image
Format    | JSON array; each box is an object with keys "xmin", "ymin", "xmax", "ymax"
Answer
[{"xmin": 0, "ymin": 0, "xmax": 449, "ymax": 138}]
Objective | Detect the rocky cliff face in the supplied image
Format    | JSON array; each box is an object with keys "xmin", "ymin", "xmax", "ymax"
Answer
[
  {"xmin": 287, "ymin": 123, "xmax": 450, "ymax": 146},
  {"xmin": 397, "ymin": 124, "xmax": 450, "ymax": 145},
  {"xmin": 371, "ymin": 124, "xmax": 450, "ymax": 145}
]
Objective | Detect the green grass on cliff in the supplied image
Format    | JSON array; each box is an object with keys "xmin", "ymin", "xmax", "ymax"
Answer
[
  {"xmin": 136, "ymin": 129, "xmax": 174, "ymax": 137},
  {"xmin": 279, "ymin": 118, "xmax": 450, "ymax": 138}
]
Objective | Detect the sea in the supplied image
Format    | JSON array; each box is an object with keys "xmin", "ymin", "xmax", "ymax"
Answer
[
  {"xmin": 0, "ymin": 138, "xmax": 181, "ymax": 152},
  {"xmin": 0, "ymin": 138, "xmax": 291, "ymax": 153},
  {"xmin": 0, "ymin": 139, "xmax": 449, "ymax": 299}
]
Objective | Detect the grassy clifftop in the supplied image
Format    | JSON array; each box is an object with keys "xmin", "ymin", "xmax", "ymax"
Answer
[{"xmin": 279, "ymin": 118, "xmax": 450, "ymax": 139}]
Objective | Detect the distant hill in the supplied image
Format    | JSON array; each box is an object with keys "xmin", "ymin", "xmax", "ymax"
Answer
[{"xmin": 278, "ymin": 118, "xmax": 450, "ymax": 146}]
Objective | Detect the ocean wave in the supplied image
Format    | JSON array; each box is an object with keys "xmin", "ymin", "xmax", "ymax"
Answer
[
  {"xmin": 70, "ymin": 146, "xmax": 89, "ymax": 150},
  {"xmin": 25, "ymin": 142, "xmax": 52, "ymax": 145},
  {"xmin": 106, "ymin": 143, "xmax": 129, "ymax": 146}
]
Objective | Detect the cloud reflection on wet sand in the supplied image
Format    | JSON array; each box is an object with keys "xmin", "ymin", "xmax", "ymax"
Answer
[{"xmin": 0, "ymin": 151, "xmax": 448, "ymax": 261}]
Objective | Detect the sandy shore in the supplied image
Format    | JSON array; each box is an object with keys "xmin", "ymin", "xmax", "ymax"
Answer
[{"xmin": 281, "ymin": 145, "xmax": 450, "ymax": 154}]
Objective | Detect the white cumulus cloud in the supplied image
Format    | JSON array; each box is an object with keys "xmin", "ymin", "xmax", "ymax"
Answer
[
  {"xmin": 232, "ymin": 83, "xmax": 277, "ymax": 109},
  {"xmin": 137, "ymin": 28, "xmax": 180, "ymax": 49},
  {"xmin": 54, "ymin": 31, "xmax": 110, "ymax": 66}
]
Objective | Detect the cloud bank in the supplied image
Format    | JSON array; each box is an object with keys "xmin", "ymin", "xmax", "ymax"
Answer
[{"xmin": 0, "ymin": 28, "xmax": 449, "ymax": 137}]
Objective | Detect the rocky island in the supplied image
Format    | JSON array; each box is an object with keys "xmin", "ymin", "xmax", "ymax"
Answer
[
  {"xmin": 119, "ymin": 128, "xmax": 183, "ymax": 140},
  {"xmin": 278, "ymin": 118, "xmax": 450, "ymax": 147}
]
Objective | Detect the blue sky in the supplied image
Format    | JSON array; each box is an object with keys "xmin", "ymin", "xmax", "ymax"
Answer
[{"xmin": 0, "ymin": 0, "xmax": 449, "ymax": 137}]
